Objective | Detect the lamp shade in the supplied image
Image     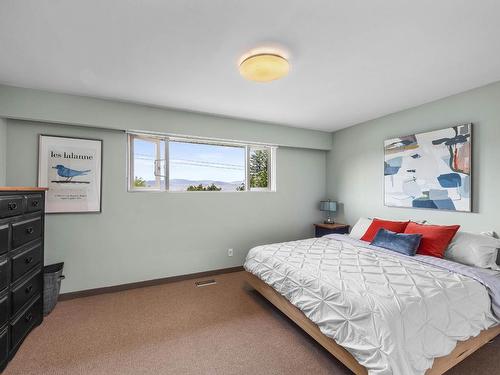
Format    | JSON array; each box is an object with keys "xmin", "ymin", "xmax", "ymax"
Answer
[{"xmin": 320, "ymin": 200, "xmax": 337, "ymax": 212}]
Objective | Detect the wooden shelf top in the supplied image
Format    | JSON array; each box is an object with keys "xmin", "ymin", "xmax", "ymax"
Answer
[
  {"xmin": 314, "ymin": 223, "xmax": 349, "ymax": 230},
  {"xmin": 0, "ymin": 187, "xmax": 48, "ymax": 192}
]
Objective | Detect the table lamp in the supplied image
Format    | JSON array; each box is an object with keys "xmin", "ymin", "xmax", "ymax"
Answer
[{"xmin": 320, "ymin": 200, "xmax": 337, "ymax": 224}]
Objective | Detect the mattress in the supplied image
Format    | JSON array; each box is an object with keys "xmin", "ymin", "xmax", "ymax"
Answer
[{"xmin": 244, "ymin": 234, "xmax": 498, "ymax": 375}]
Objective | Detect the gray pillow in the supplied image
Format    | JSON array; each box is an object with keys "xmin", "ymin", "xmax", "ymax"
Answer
[{"xmin": 445, "ymin": 231, "xmax": 500, "ymax": 270}]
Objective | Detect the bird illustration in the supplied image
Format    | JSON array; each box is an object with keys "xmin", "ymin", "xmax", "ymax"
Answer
[{"xmin": 53, "ymin": 165, "xmax": 91, "ymax": 181}]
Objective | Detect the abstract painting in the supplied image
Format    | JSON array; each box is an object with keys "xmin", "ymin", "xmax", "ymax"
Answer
[{"xmin": 384, "ymin": 124, "xmax": 472, "ymax": 212}]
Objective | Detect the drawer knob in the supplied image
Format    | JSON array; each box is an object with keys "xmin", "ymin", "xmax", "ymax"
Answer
[
  {"xmin": 8, "ymin": 202, "xmax": 17, "ymax": 210},
  {"xmin": 25, "ymin": 313, "xmax": 33, "ymax": 322},
  {"xmin": 26, "ymin": 227, "xmax": 34, "ymax": 235},
  {"xmin": 32, "ymin": 200, "xmax": 39, "ymax": 207},
  {"xmin": 25, "ymin": 256, "xmax": 34, "ymax": 264},
  {"xmin": 25, "ymin": 285, "xmax": 33, "ymax": 294}
]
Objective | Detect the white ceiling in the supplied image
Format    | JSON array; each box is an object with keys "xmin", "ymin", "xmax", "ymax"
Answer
[{"xmin": 1, "ymin": 1, "xmax": 500, "ymax": 131}]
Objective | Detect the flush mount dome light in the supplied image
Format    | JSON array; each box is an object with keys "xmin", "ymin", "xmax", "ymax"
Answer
[{"xmin": 239, "ymin": 52, "xmax": 289, "ymax": 82}]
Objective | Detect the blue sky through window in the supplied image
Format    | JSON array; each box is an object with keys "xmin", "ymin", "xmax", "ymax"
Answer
[
  {"xmin": 133, "ymin": 138, "xmax": 157, "ymax": 181},
  {"xmin": 169, "ymin": 141, "xmax": 245, "ymax": 182},
  {"xmin": 132, "ymin": 138, "xmax": 246, "ymax": 191}
]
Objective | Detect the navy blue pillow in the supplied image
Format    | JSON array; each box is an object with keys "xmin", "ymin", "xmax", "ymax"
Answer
[{"xmin": 370, "ymin": 228, "xmax": 422, "ymax": 256}]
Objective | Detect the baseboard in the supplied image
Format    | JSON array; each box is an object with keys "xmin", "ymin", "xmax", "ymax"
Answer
[{"xmin": 58, "ymin": 266, "xmax": 244, "ymax": 301}]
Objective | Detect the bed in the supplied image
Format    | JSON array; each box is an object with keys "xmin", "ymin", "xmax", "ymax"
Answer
[{"xmin": 244, "ymin": 234, "xmax": 500, "ymax": 375}]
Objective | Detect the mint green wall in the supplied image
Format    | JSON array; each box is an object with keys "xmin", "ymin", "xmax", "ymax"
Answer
[
  {"xmin": 0, "ymin": 85, "xmax": 331, "ymax": 150},
  {"xmin": 6, "ymin": 120, "xmax": 326, "ymax": 293},
  {"xmin": 0, "ymin": 118, "xmax": 5, "ymax": 185},
  {"xmin": 327, "ymin": 81, "xmax": 500, "ymax": 234},
  {"xmin": 0, "ymin": 84, "xmax": 330, "ymax": 293}
]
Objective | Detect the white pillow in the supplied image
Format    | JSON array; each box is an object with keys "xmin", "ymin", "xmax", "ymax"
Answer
[
  {"xmin": 349, "ymin": 217, "xmax": 373, "ymax": 240},
  {"xmin": 445, "ymin": 231, "xmax": 500, "ymax": 270}
]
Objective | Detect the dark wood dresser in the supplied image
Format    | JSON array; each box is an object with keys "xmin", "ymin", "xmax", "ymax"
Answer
[
  {"xmin": 314, "ymin": 223, "xmax": 350, "ymax": 237},
  {"xmin": 0, "ymin": 187, "xmax": 47, "ymax": 372}
]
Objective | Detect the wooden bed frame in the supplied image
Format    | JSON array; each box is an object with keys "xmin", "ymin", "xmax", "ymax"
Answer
[{"xmin": 245, "ymin": 271, "xmax": 500, "ymax": 375}]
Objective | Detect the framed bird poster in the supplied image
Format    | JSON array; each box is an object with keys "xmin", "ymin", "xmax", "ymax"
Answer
[{"xmin": 38, "ymin": 135, "xmax": 102, "ymax": 213}]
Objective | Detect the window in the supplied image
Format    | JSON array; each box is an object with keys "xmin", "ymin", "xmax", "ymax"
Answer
[
  {"xmin": 128, "ymin": 133, "xmax": 276, "ymax": 192},
  {"xmin": 128, "ymin": 135, "xmax": 166, "ymax": 190},
  {"xmin": 169, "ymin": 141, "xmax": 245, "ymax": 192},
  {"xmin": 248, "ymin": 147, "xmax": 271, "ymax": 190}
]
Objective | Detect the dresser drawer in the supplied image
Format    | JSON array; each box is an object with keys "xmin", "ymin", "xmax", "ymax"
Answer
[
  {"xmin": 10, "ymin": 296, "xmax": 41, "ymax": 351},
  {"xmin": 0, "ymin": 259, "xmax": 9, "ymax": 292},
  {"xmin": 11, "ymin": 271, "xmax": 41, "ymax": 315},
  {"xmin": 11, "ymin": 245, "xmax": 42, "ymax": 282},
  {"xmin": 0, "ymin": 225, "xmax": 8, "ymax": 256},
  {"xmin": 0, "ymin": 327, "xmax": 8, "ymax": 366},
  {"xmin": 314, "ymin": 225, "xmax": 350, "ymax": 237},
  {"xmin": 0, "ymin": 196, "xmax": 25, "ymax": 219},
  {"xmin": 0, "ymin": 295, "xmax": 8, "ymax": 328},
  {"xmin": 11, "ymin": 217, "xmax": 42, "ymax": 249},
  {"xmin": 26, "ymin": 195, "xmax": 43, "ymax": 213}
]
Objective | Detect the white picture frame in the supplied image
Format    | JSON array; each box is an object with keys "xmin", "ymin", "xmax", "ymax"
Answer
[{"xmin": 38, "ymin": 135, "xmax": 103, "ymax": 213}]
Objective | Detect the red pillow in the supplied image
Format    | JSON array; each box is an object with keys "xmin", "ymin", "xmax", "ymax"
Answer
[
  {"xmin": 404, "ymin": 222, "xmax": 460, "ymax": 258},
  {"xmin": 360, "ymin": 219, "xmax": 409, "ymax": 242}
]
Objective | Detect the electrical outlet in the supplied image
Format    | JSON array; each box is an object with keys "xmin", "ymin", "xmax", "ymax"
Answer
[{"xmin": 227, "ymin": 248, "xmax": 233, "ymax": 257}]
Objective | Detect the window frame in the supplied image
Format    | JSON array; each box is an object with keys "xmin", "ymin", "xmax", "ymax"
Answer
[{"xmin": 127, "ymin": 133, "xmax": 276, "ymax": 193}]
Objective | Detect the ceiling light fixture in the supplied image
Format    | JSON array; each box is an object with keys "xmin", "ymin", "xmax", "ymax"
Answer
[{"xmin": 239, "ymin": 50, "xmax": 289, "ymax": 82}]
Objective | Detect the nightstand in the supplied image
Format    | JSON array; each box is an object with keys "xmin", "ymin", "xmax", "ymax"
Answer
[{"xmin": 314, "ymin": 223, "xmax": 350, "ymax": 237}]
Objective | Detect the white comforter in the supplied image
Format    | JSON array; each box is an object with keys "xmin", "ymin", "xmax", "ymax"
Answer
[{"xmin": 244, "ymin": 235, "xmax": 498, "ymax": 375}]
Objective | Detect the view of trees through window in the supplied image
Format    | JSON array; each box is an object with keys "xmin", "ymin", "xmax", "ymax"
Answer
[
  {"xmin": 134, "ymin": 177, "xmax": 147, "ymax": 187},
  {"xmin": 249, "ymin": 149, "xmax": 269, "ymax": 189},
  {"xmin": 186, "ymin": 183, "xmax": 222, "ymax": 191},
  {"xmin": 129, "ymin": 134, "xmax": 274, "ymax": 192}
]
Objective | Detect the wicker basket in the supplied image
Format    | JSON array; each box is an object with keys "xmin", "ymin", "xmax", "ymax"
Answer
[{"xmin": 43, "ymin": 262, "xmax": 65, "ymax": 316}]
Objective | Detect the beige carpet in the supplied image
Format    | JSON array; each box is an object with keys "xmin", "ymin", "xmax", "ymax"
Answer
[{"xmin": 5, "ymin": 271, "xmax": 499, "ymax": 375}]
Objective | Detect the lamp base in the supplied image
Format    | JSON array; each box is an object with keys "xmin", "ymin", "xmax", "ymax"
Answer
[{"xmin": 324, "ymin": 218, "xmax": 335, "ymax": 224}]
